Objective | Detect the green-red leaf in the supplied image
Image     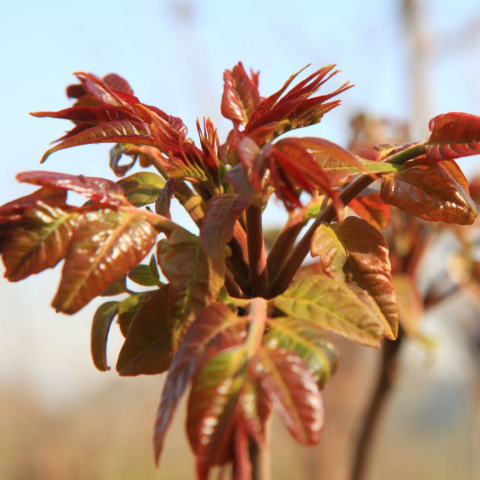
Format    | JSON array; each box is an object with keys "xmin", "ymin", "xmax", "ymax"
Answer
[
  {"xmin": 117, "ymin": 172, "xmax": 165, "ymax": 207},
  {"xmin": 271, "ymin": 275, "xmax": 383, "ymax": 347},
  {"xmin": 221, "ymin": 62, "xmax": 260, "ymax": 125},
  {"xmin": 40, "ymin": 121, "xmax": 154, "ymax": 163},
  {"xmin": 17, "ymin": 171, "xmax": 126, "ymax": 207},
  {"xmin": 311, "ymin": 217, "xmax": 399, "ymax": 339},
  {"xmin": 91, "ymin": 301, "xmax": 119, "ymax": 371},
  {"xmin": 2, "ymin": 202, "xmax": 78, "ymax": 281},
  {"xmin": 264, "ymin": 317, "xmax": 338, "ymax": 388},
  {"xmin": 255, "ymin": 348, "xmax": 323, "ymax": 445},
  {"xmin": 53, "ymin": 208, "xmax": 156, "ymax": 314},
  {"xmin": 157, "ymin": 230, "xmax": 224, "ymax": 347},
  {"xmin": 349, "ymin": 193, "xmax": 390, "ymax": 230},
  {"xmin": 187, "ymin": 346, "xmax": 246, "ymax": 478},
  {"xmin": 154, "ymin": 303, "xmax": 242, "ymax": 463},
  {"xmin": 116, "ymin": 285, "xmax": 172, "ymax": 376},
  {"xmin": 128, "ymin": 264, "xmax": 162, "ymax": 287}
]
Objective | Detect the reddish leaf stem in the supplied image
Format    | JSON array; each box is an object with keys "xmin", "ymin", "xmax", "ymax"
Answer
[
  {"xmin": 267, "ymin": 213, "xmax": 307, "ymax": 281},
  {"xmin": 246, "ymin": 206, "xmax": 268, "ymax": 297},
  {"xmin": 249, "ymin": 417, "xmax": 272, "ymax": 480},
  {"xmin": 267, "ymin": 174, "xmax": 374, "ymax": 298},
  {"xmin": 225, "ymin": 269, "xmax": 244, "ymax": 298}
]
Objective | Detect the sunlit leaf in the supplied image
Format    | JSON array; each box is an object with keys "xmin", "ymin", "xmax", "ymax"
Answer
[
  {"xmin": 264, "ymin": 139, "xmax": 337, "ymax": 211},
  {"xmin": 245, "ymin": 65, "xmax": 351, "ymax": 140},
  {"xmin": 154, "ymin": 303, "xmax": 242, "ymax": 462},
  {"xmin": 311, "ymin": 217, "xmax": 398, "ymax": 339},
  {"xmin": 117, "ymin": 285, "xmax": 172, "ymax": 376},
  {"xmin": 17, "ymin": 171, "xmax": 126, "ymax": 207},
  {"xmin": 380, "ymin": 160, "xmax": 478, "ymax": 225},
  {"xmin": 427, "ymin": 112, "xmax": 480, "ymax": 160},
  {"xmin": 200, "ymin": 194, "xmax": 249, "ymax": 256},
  {"xmin": 2, "ymin": 202, "xmax": 78, "ymax": 281},
  {"xmin": 102, "ymin": 73, "xmax": 134, "ymax": 95},
  {"xmin": 264, "ymin": 317, "xmax": 338, "ymax": 388},
  {"xmin": 39, "ymin": 121, "xmax": 154, "ymax": 163},
  {"xmin": 53, "ymin": 208, "xmax": 156, "ymax": 314},
  {"xmin": 255, "ymin": 348, "xmax": 323, "ymax": 445},
  {"xmin": 117, "ymin": 171, "xmax": 165, "ymax": 207},
  {"xmin": 349, "ymin": 193, "xmax": 390, "ymax": 230},
  {"xmin": 157, "ymin": 230, "xmax": 224, "ymax": 347},
  {"xmin": 0, "ymin": 187, "xmax": 67, "ymax": 224},
  {"xmin": 288, "ymin": 137, "xmax": 395, "ymax": 186},
  {"xmin": 32, "ymin": 105, "xmax": 139, "ymax": 125},
  {"xmin": 271, "ymin": 275, "xmax": 383, "ymax": 347},
  {"xmin": 221, "ymin": 62, "xmax": 260, "ymax": 125},
  {"xmin": 187, "ymin": 346, "xmax": 247, "ymax": 478},
  {"xmin": 91, "ymin": 301, "xmax": 119, "ymax": 371}
]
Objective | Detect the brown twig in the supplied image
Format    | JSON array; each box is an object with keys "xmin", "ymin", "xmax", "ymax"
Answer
[{"xmin": 351, "ymin": 330, "xmax": 404, "ymax": 480}]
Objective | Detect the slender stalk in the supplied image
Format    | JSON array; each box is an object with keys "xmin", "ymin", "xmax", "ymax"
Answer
[
  {"xmin": 351, "ymin": 331, "xmax": 404, "ymax": 480},
  {"xmin": 224, "ymin": 269, "xmax": 244, "ymax": 298},
  {"xmin": 246, "ymin": 205, "xmax": 268, "ymax": 297},
  {"xmin": 249, "ymin": 416, "xmax": 272, "ymax": 480},
  {"xmin": 267, "ymin": 174, "xmax": 374, "ymax": 297},
  {"xmin": 267, "ymin": 198, "xmax": 322, "ymax": 280}
]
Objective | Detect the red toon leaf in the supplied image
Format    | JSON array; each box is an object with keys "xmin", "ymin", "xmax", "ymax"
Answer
[
  {"xmin": 53, "ymin": 208, "xmax": 156, "ymax": 314},
  {"xmin": 154, "ymin": 303, "xmax": 243, "ymax": 463},
  {"xmin": 222, "ymin": 62, "xmax": 261, "ymax": 125},
  {"xmin": 349, "ymin": 193, "xmax": 390, "ymax": 230},
  {"xmin": 381, "ymin": 160, "xmax": 478, "ymax": 225},
  {"xmin": 427, "ymin": 112, "xmax": 480, "ymax": 161},
  {"xmin": 17, "ymin": 171, "xmax": 126, "ymax": 207},
  {"xmin": 255, "ymin": 348, "xmax": 324, "ymax": 445}
]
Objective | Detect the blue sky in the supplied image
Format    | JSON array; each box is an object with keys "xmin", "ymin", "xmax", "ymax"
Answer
[{"xmin": 1, "ymin": 0, "xmax": 480, "ymax": 402}]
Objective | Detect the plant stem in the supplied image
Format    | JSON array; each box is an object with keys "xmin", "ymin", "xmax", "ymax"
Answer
[
  {"xmin": 246, "ymin": 205, "xmax": 268, "ymax": 297},
  {"xmin": 351, "ymin": 330, "xmax": 404, "ymax": 480},
  {"xmin": 249, "ymin": 416, "xmax": 272, "ymax": 480},
  {"xmin": 267, "ymin": 174, "xmax": 374, "ymax": 297}
]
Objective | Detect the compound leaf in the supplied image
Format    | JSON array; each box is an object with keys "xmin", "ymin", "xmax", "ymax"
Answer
[{"xmin": 311, "ymin": 217, "xmax": 399, "ymax": 339}]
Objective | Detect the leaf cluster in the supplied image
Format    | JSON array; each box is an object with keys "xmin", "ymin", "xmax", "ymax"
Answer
[{"xmin": 2, "ymin": 64, "xmax": 480, "ymax": 479}]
